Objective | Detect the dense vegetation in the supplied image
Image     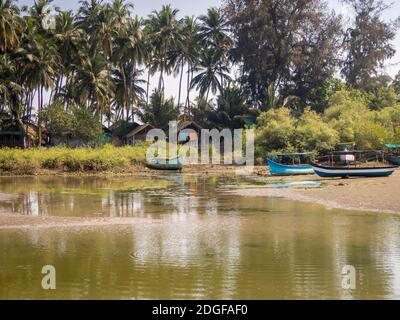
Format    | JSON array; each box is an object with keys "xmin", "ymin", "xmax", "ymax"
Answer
[
  {"xmin": 1, "ymin": 0, "xmax": 400, "ymax": 157},
  {"xmin": 0, "ymin": 144, "xmax": 147, "ymax": 174}
]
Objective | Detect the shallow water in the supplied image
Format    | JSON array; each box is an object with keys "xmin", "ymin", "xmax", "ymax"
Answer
[{"xmin": 1, "ymin": 175, "xmax": 400, "ymax": 299}]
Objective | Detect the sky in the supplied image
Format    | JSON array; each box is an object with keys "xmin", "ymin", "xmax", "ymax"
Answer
[{"xmin": 17, "ymin": 0, "xmax": 400, "ymax": 102}]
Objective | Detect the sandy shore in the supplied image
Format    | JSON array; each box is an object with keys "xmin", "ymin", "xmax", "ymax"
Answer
[
  {"xmin": 0, "ymin": 212, "xmax": 152, "ymax": 230},
  {"xmin": 232, "ymin": 170, "xmax": 400, "ymax": 214}
]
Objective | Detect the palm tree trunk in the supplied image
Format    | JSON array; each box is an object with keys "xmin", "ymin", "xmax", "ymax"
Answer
[
  {"xmin": 158, "ymin": 65, "xmax": 164, "ymax": 92},
  {"xmin": 120, "ymin": 63, "xmax": 129, "ymax": 121},
  {"xmin": 185, "ymin": 64, "xmax": 191, "ymax": 110},
  {"xmin": 146, "ymin": 67, "xmax": 151, "ymax": 104},
  {"xmin": 178, "ymin": 60, "xmax": 184, "ymax": 108},
  {"xmin": 206, "ymin": 86, "xmax": 211, "ymax": 102},
  {"xmin": 37, "ymin": 87, "xmax": 42, "ymax": 147}
]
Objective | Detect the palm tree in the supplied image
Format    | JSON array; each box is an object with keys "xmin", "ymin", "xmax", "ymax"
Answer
[
  {"xmin": 16, "ymin": 20, "xmax": 58, "ymax": 145},
  {"xmin": 112, "ymin": 17, "xmax": 147, "ymax": 121},
  {"xmin": 74, "ymin": 52, "xmax": 113, "ymax": 113},
  {"xmin": 110, "ymin": 0, "xmax": 133, "ymax": 34},
  {"xmin": 173, "ymin": 16, "xmax": 200, "ymax": 114},
  {"xmin": 199, "ymin": 7, "xmax": 231, "ymax": 48},
  {"xmin": 138, "ymin": 89, "xmax": 180, "ymax": 130},
  {"xmin": 199, "ymin": 7, "xmax": 232, "ymax": 90},
  {"xmin": 77, "ymin": 0, "xmax": 114, "ymax": 58},
  {"xmin": 146, "ymin": 5, "xmax": 182, "ymax": 93},
  {"xmin": 0, "ymin": 0, "xmax": 25, "ymax": 53},
  {"xmin": 191, "ymin": 49, "xmax": 231, "ymax": 101},
  {"xmin": 206, "ymin": 85, "xmax": 259, "ymax": 130},
  {"xmin": 112, "ymin": 63, "xmax": 146, "ymax": 121},
  {"xmin": 53, "ymin": 10, "xmax": 84, "ymax": 100},
  {"xmin": 0, "ymin": 54, "xmax": 22, "ymax": 118}
]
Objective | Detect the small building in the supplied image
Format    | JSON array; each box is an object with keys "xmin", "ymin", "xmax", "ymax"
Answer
[
  {"xmin": 177, "ymin": 121, "xmax": 203, "ymax": 145},
  {"xmin": 0, "ymin": 121, "xmax": 45, "ymax": 148},
  {"xmin": 124, "ymin": 124, "xmax": 155, "ymax": 145},
  {"xmin": 109, "ymin": 121, "xmax": 140, "ymax": 146}
]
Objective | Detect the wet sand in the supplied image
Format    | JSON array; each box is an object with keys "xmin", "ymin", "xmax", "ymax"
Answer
[
  {"xmin": 0, "ymin": 213, "xmax": 152, "ymax": 230},
  {"xmin": 233, "ymin": 170, "xmax": 400, "ymax": 214}
]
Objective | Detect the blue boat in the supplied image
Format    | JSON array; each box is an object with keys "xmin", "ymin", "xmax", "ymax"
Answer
[{"xmin": 267, "ymin": 153, "xmax": 314, "ymax": 176}]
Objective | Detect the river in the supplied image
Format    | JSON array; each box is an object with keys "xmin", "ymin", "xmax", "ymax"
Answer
[{"xmin": 0, "ymin": 174, "xmax": 400, "ymax": 299}]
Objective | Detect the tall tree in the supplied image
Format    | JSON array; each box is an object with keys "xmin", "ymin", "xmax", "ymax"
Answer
[
  {"xmin": 74, "ymin": 52, "xmax": 113, "ymax": 113},
  {"xmin": 146, "ymin": 5, "xmax": 182, "ymax": 93},
  {"xmin": 225, "ymin": 0, "xmax": 342, "ymax": 109},
  {"xmin": 112, "ymin": 63, "xmax": 146, "ymax": 121},
  {"xmin": 0, "ymin": 0, "xmax": 25, "ymax": 54},
  {"xmin": 199, "ymin": 7, "xmax": 232, "ymax": 90},
  {"xmin": 342, "ymin": 0, "xmax": 398, "ymax": 91},
  {"xmin": 190, "ymin": 49, "xmax": 231, "ymax": 101}
]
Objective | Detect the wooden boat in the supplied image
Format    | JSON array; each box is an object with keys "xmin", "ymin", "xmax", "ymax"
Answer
[
  {"xmin": 267, "ymin": 153, "xmax": 314, "ymax": 176},
  {"xmin": 312, "ymin": 149, "xmax": 398, "ymax": 178},
  {"xmin": 385, "ymin": 144, "xmax": 400, "ymax": 165},
  {"xmin": 146, "ymin": 156, "xmax": 183, "ymax": 171},
  {"xmin": 311, "ymin": 162, "xmax": 397, "ymax": 178}
]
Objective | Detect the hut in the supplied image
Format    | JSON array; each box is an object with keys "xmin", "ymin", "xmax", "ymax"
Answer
[
  {"xmin": 124, "ymin": 124, "xmax": 155, "ymax": 145},
  {"xmin": 177, "ymin": 121, "xmax": 203, "ymax": 146},
  {"xmin": 0, "ymin": 121, "xmax": 45, "ymax": 148}
]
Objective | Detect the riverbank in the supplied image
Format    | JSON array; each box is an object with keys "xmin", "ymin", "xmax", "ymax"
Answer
[{"xmin": 232, "ymin": 170, "xmax": 400, "ymax": 214}]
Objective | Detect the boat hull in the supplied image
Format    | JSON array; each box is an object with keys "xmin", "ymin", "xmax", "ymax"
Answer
[
  {"xmin": 311, "ymin": 163, "xmax": 398, "ymax": 178},
  {"xmin": 146, "ymin": 157, "xmax": 183, "ymax": 171},
  {"xmin": 387, "ymin": 156, "xmax": 400, "ymax": 165},
  {"xmin": 267, "ymin": 159, "xmax": 314, "ymax": 176}
]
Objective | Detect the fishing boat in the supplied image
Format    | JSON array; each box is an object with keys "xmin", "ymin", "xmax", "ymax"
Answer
[
  {"xmin": 312, "ymin": 148, "xmax": 398, "ymax": 178},
  {"xmin": 385, "ymin": 144, "xmax": 400, "ymax": 165},
  {"xmin": 146, "ymin": 156, "xmax": 183, "ymax": 171},
  {"xmin": 267, "ymin": 152, "xmax": 314, "ymax": 176}
]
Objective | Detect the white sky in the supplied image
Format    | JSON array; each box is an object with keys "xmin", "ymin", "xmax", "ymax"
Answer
[{"xmin": 17, "ymin": 0, "xmax": 400, "ymax": 104}]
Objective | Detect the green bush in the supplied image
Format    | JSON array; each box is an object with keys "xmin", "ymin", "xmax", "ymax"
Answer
[
  {"xmin": 0, "ymin": 145, "xmax": 148, "ymax": 175},
  {"xmin": 255, "ymin": 87, "xmax": 400, "ymax": 158}
]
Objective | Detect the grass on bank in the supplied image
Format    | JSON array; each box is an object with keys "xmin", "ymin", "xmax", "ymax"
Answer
[{"xmin": 0, "ymin": 145, "xmax": 148, "ymax": 175}]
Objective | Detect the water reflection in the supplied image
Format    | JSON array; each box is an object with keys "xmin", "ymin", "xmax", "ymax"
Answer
[{"xmin": 1, "ymin": 175, "xmax": 400, "ymax": 299}]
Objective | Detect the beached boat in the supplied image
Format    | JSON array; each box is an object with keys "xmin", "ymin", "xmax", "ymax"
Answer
[
  {"xmin": 385, "ymin": 144, "xmax": 400, "ymax": 165},
  {"xmin": 312, "ymin": 149, "xmax": 398, "ymax": 178},
  {"xmin": 146, "ymin": 156, "xmax": 183, "ymax": 171},
  {"xmin": 311, "ymin": 162, "xmax": 397, "ymax": 178},
  {"xmin": 267, "ymin": 153, "xmax": 314, "ymax": 176}
]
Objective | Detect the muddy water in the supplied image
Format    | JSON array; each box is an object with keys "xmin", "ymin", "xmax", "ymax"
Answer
[{"xmin": 1, "ymin": 175, "xmax": 400, "ymax": 299}]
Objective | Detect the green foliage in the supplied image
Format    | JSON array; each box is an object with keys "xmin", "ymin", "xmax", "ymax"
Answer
[
  {"xmin": 256, "ymin": 108, "xmax": 296, "ymax": 154},
  {"xmin": 138, "ymin": 90, "xmax": 180, "ymax": 130},
  {"xmin": 369, "ymin": 86, "xmax": 398, "ymax": 110},
  {"xmin": 209, "ymin": 86, "xmax": 259, "ymax": 129},
  {"xmin": 72, "ymin": 106, "xmax": 104, "ymax": 145},
  {"xmin": 43, "ymin": 102, "xmax": 103, "ymax": 146},
  {"xmin": 256, "ymin": 86, "xmax": 400, "ymax": 158},
  {"xmin": 0, "ymin": 144, "xmax": 147, "ymax": 174},
  {"xmin": 294, "ymin": 109, "xmax": 338, "ymax": 152},
  {"xmin": 42, "ymin": 101, "xmax": 74, "ymax": 138}
]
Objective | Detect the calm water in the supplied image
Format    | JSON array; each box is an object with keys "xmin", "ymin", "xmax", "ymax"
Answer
[{"xmin": 1, "ymin": 174, "xmax": 400, "ymax": 299}]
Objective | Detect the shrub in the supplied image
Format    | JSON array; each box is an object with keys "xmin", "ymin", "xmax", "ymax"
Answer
[{"xmin": 0, "ymin": 145, "xmax": 148, "ymax": 175}]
